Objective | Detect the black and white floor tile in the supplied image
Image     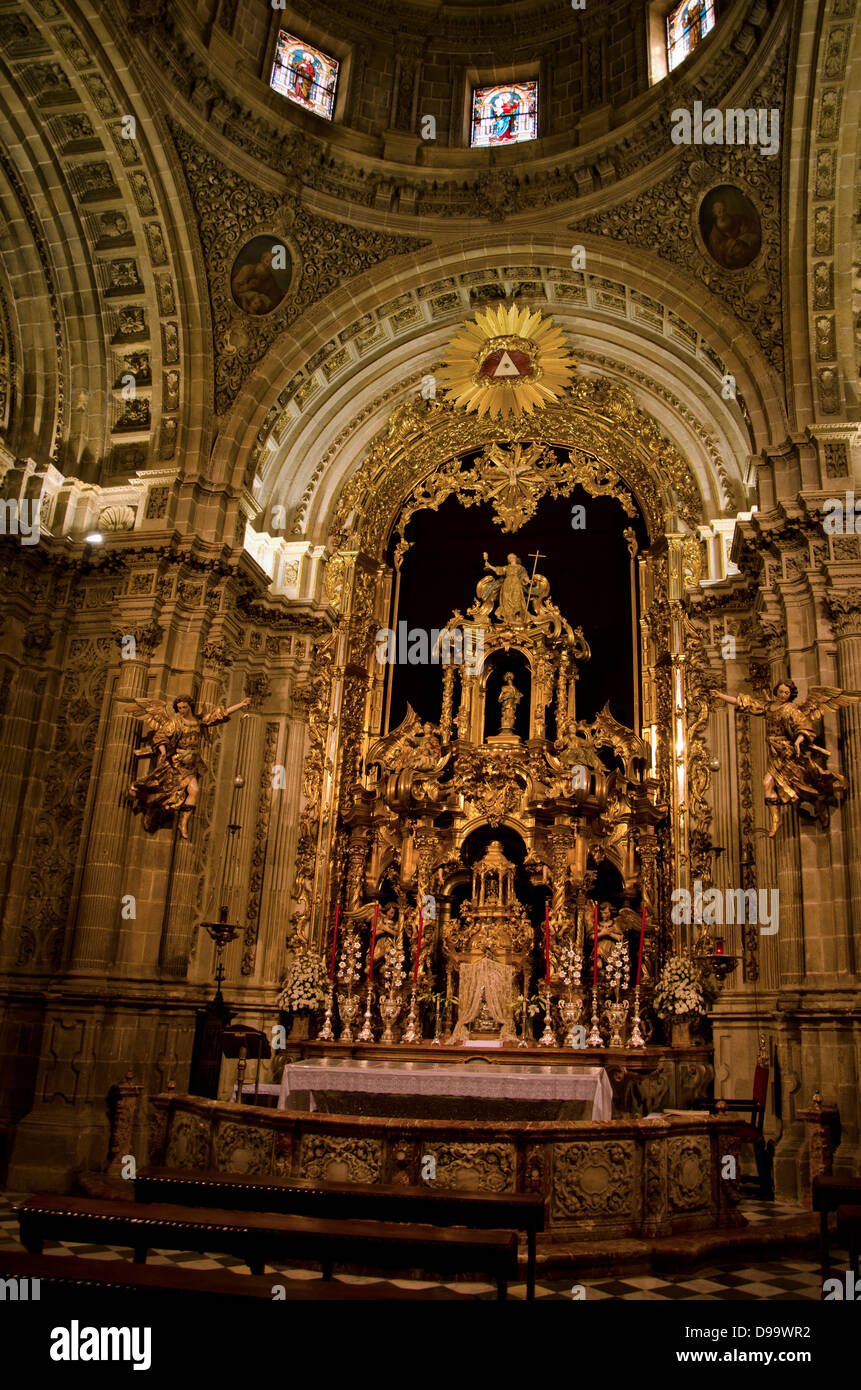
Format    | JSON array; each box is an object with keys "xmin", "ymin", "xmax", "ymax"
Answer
[{"xmin": 0, "ymin": 1192, "xmax": 841, "ymax": 1301}]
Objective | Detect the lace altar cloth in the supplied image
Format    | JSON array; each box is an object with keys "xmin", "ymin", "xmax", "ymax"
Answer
[{"xmin": 278, "ymin": 1060, "xmax": 612, "ymax": 1121}]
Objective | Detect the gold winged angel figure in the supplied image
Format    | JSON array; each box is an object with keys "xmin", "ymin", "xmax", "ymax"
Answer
[
  {"xmin": 711, "ymin": 680, "xmax": 861, "ymax": 837},
  {"xmin": 125, "ymin": 693, "xmax": 250, "ymax": 838}
]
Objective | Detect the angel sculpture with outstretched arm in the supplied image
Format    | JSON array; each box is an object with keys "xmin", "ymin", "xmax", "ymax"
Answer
[
  {"xmin": 711, "ymin": 680, "xmax": 861, "ymax": 837},
  {"xmin": 125, "ymin": 693, "xmax": 250, "ymax": 838}
]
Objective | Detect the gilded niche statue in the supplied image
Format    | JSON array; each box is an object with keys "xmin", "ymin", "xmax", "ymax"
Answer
[
  {"xmin": 125, "ymin": 694, "xmax": 250, "ymax": 838},
  {"xmin": 498, "ymin": 671, "xmax": 522, "ymax": 734},
  {"xmin": 711, "ymin": 680, "xmax": 861, "ymax": 836}
]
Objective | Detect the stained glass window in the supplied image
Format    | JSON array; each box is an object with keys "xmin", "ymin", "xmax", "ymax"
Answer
[
  {"xmin": 270, "ymin": 31, "xmax": 339, "ymax": 121},
  {"xmin": 666, "ymin": 0, "xmax": 716, "ymax": 71},
  {"xmin": 470, "ymin": 82, "xmax": 538, "ymax": 149}
]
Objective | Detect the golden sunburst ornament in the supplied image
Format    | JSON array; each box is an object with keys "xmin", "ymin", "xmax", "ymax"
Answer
[{"xmin": 437, "ymin": 303, "xmax": 574, "ymax": 419}]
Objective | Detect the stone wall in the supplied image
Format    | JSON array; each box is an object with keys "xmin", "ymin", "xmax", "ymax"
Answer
[{"xmin": 149, "ymin": 1091, "xmax": 746, "ymax": 1240}]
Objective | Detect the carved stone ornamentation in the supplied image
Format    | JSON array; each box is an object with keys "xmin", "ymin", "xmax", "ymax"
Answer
[
  {"xmin": 164, "ymin": 1111, "xmax": 211, "ymax": 1169},
  {"xmin": 667, "ymin": 1135, "xmax": 710, "ymax": 1211},
  {"xmin": 826, "ymin": 588, "xmax": 861, "ymax": 638},
  {"xmin": 551, "ymin": 1141, "xmax": 635, "ymax": 1218},
  {"xmin": 169, "ymin": 125, "xmax": 427, "ymax": 413},
  {"xmin": 241, "ymin": 722, "xmax": 279, "ymax": 975},
  {"xmin": 422, "ymin": 1142, "xmax": 515, "ymax": 1193},
  {"xmin": 331, "ymin": 384, "xmax": 701, "ymax": 570},
  {"xmin": 212, "ymin": 1120, "xmax": 274, "ymax": 1174},
  {"xmin": 571, "ymin": 45, "xmax": 788, "ymax": 372},
  {"xmin": 298, "ymin": 1134, "xmax": 382, "ymax": 1184},
  {"xmin": 106, "ymin": 1073, "xmax": 142, "ymax": 1176}
]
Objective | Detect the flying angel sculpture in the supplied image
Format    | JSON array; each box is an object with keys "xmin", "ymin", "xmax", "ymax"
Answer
[
  {"xmin": 125, "ymin": 693, "xmax": 249, "ymax": 838},
  {"xmin": 711, "ymin": 680, "xmax": 861, "ymax": 836}
]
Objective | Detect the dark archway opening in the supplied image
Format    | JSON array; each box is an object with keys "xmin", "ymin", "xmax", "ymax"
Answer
[{"xmin": 385, "ymin": 472, "xmax": 649, "ymax": 735}]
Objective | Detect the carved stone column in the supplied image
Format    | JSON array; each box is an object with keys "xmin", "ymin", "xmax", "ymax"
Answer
[
  {"xmin": 260, "ymin": 713, "xmax": 302, "ymax": 984},
  {"xmin": 797, "ymin": 1093, "xmax": 840, "ymax": 1208},
  {"xmin": 156, "ymin": 640, "xmax": 234, "ymax": 980},
  {"xmin": 68, "ymin": 625, "xmax": 162, "ymax": 972},
  {"xmin": 0, "ymin": 625, "xmax": 55, "ymax": 970},
  {"xmin": 827, "ymin": 589, "xmax": 861, "ymax": 972}
]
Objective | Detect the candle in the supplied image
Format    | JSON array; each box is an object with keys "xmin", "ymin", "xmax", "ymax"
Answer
[
  {"xmin": 715, "ymin": 937, "xmax": 724, "ymax": 956},
  {"xmin": 636, "ymin": 903, "xmax": 646, "ymax": 987},
  {"xmin": 368, "ymin": 903, "xmax": 379, "ymax": 982},
  {"xmin": 593, "ymin": 901, "xmax": 599, "ymax": 987},
  {"xmin": 545, "ymin": 902, "xmax": 551, "ymax": 987},
  {"xmin": 329, "ymin": 903, "xmax": 340, "ymax": 982},
  {"xmin": 413, "ymin": 907, "xmax": 423, "ymax": 984}
]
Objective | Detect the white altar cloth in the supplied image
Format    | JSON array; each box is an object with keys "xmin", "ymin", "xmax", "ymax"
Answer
[{"xmin": 278, "ymin": 1060, "xmax": 612, "ymax": 1121}]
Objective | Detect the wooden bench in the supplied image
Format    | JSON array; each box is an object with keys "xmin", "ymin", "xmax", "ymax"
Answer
[
  {"xmin": 836, "ymin": 1205, "xmax": 861, "ymax": 1281},
  {"xmin": 17, "ymin": 1194, "xmax": 518, "ymax": 1299},
  {"xmin": 812, "ymin": 1175, "xmax": 861, "ymax": 1271},
  {"xmin": 136, "ymin": 1166, "xmax": 544, "ymax": 1299},
  {"xmin": 0, "ymin": 1250, "xmax": 463, "ymax": 1301}
]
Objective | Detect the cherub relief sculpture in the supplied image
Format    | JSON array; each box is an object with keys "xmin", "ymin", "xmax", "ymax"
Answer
[
  {"xmin": 346, "ymin": 900, "xmax": 404, "ymax": 975},
  {"xmin": 367, "ymin": 707, "xmax": 447, "ymax": 777},
  {"xmin": 711, "ymin": 680, "xmax": 861, "ymax": 836},
  {"xmin": 125, "ymin": 693, "xmax": 250, "ymax": 838}
]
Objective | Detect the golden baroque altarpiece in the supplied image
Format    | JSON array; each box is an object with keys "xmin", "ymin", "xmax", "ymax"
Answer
[{"xmin": 290, "ymin": 378, "xmax": 719, "ymax": 1028}]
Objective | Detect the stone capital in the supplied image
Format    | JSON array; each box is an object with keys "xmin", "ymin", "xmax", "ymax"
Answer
[{"xmin": 825, "ymin": 587, "xmax": 861, "ymax": 637}]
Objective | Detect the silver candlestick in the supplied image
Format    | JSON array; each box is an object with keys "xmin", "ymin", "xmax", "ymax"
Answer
[
  {"xmin": 318, "ymin": 988, "xmax": 335, "ymax": 1041},
  {"xmin": 538, "ymin": 984, "xmax": 556, "ymax": 1047},
  {"xmin": 627, "ymin": 984, "xmax": 646, "ymax": 1048},
  {"xmin": 586, "ymin": 986, "xmax": 603, "ymax": 1047},
  {"xmin": 401, "ymin": 985, "xmax": 420, "ymax": 1043},
  {"xmin": 357, "ymin": 982, "xmax": 375, "ymax": 1043},
  {"xmin": 431, "ymin": 995, "xmax": 442, "ymax": 1046},
  {"xmin": 518, "ymin": 991, "xmax": 530, "ymax": 1048}
]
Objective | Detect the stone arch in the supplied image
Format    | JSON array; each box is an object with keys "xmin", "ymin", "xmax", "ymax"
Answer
[
  {"xmin": 210, "ymin": 235, "xmax": 787, "ymax": 559},
  {"xmin": 0, "ymin": 1, "xmax": 212, "ymax": 486}
]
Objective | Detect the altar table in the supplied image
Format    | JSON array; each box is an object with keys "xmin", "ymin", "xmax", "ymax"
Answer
[{"xmin": 277, "ymin": 1060, "xmax": 612, "ymax": 1121}]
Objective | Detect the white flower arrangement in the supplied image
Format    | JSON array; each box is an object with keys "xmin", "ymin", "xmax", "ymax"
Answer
[
  {"xmin": 557, "ymin": 941, "xmax": 584, "ymax": 989},
  {"xmin": 336, "ymin": 931, "xmax": 364, "ymax": 986},
  {"xmin": 604, "ymin": 940, "xmax": 630, "ymax": 1000},
  {"xmin": 277, "ymin": 948, "xmax": 328, "ymax": 1014},
  {"xmin": 653, "ymin": 955, "xmax": 705, "ymax": 1019},
  {"xmin": 380, "ymin": 935, "xmax": 407, "ymax": 994}
]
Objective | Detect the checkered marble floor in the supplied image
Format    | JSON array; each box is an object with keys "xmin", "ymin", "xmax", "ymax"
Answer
[{"xmin": 0, "ymin": 1191, "xmax": 842, "ymax": 1301}]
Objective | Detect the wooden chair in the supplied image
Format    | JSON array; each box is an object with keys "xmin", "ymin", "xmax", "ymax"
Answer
[
  {"xmin": 711, "ymin": 1061, "xmax": 774, "ymax": 1199},
  {"xmin": 836, "ymin": 1205, "xmax": 861, "ymax": 1281},
  {"xmin": 813, "ymin": 1176, "xmax": 861, "ymax": 1272}
]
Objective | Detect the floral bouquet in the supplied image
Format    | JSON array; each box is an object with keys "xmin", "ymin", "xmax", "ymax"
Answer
[
  {"xmin": 380, "ymin": 936, "xmax": 407, "ymax": 995},
  {"xmin": 336, "ymin": 930, "xmax": 364, "ymax": 987},
  {"xmin": 512, "ymin": 992, "xmax": 543, "ymax": 1018},
  {"xmin": 604, "ymin": 940, "xmax": 630, "ymax": 1002},
  {"xmin": 653, "ymin": 955, "xmax": 705, "ymax": 1019},
  {"xmin": 277, "ymin": 948, "xmax": 329, "ymax": 1014},
  {"xmin": 557, "ymin": 941, "xmax": 584, "ymax": 990}
]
